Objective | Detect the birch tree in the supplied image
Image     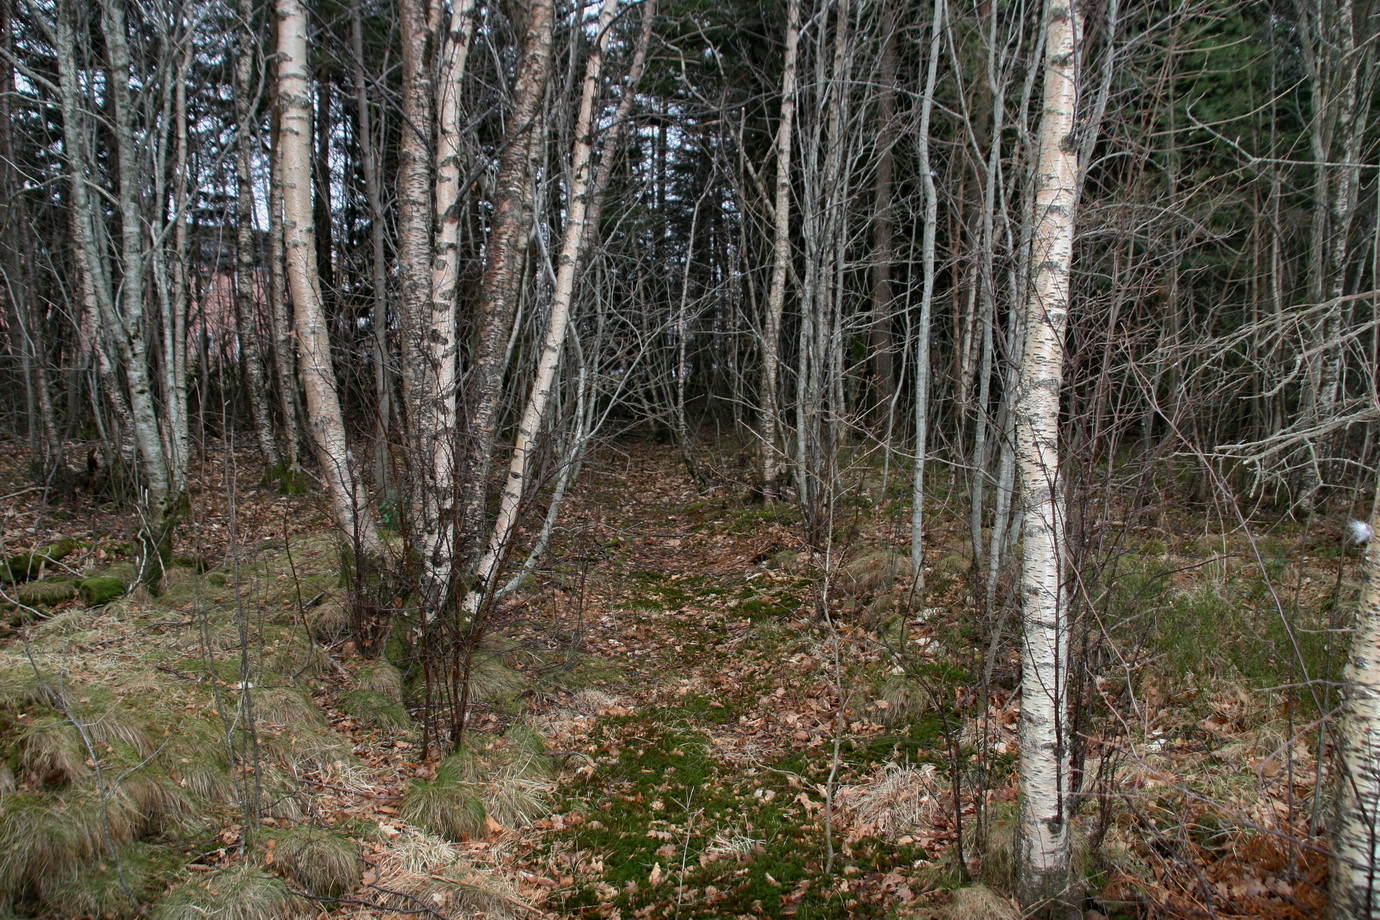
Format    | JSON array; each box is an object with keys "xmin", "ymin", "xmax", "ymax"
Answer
[
  {"xmin": 456, "ymin": 0, "xmax": 555, "ymax": 567},
  {"xmin": 53, "ymin": 0, "xmax": 190, "ymax": 585},
  {"xmin": 276, "ymin": 0, "xmax": 383, "ymax": 563},
  {"xmin": 1333, "ymin": 509, "xmax": 1380, "ymax": 920},
  {"xmin": 1015, "ymin": 0, "xmax": 1082, "ymax": 911}
]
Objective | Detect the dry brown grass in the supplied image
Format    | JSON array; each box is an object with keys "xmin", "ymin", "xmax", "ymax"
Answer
[
  {"xmin": 943, "ymin": 884, "xmax": 1020, "ymax": 920},
  {"xmin": 372, "ymin": 828, "xmax": 529, "ymax": 920},
  {"xmin": 265, "ymin": 824, "xmax": 359, "ymax": 897},
  {"xmin": 839, "ymin": 764, "xmax": 941, "ymax": 840}
]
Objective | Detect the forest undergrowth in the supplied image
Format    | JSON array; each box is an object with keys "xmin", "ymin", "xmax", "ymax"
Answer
[{"xmin": 0, "ymin": 436, "xmax": 1349, "ymax": 919}]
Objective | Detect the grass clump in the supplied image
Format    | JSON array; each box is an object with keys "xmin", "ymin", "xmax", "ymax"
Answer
[
  {"xmin": 839, "ymin": 549, "xmax": 912, "ymax": 598},
  {"xmin": 943, "ymin": 884, "xmax": 1020, "ymax": 920},
  {"xmin": 38, "ymin": 840, "xmax": 184, "ymax": 919},
  {"xmin": 250, "ymin": 688, "xmax": 325, "ymax": 728},
  {"xmin": 0, "ymin": 788, "xmax": 136, "ymax": 895},
  {"xmin": 265, "ymin": 824, "xmax": 359, "ymax": 897},
  {"xmin": 154, "ymin": 865, "xmax": 301, "ymax": 920},
  {"xmin": 15, "ymin": 579, "xmax": 77, "ymax": 606},
  {"xmin": 400, "ymin": 756, "xmax": 488, "ymax": 841},
  {"xmin": 16, "ymin": 718, "xmax": 89, "ymax": 785},
  {"xmin": 353, "ymin": 659, "xmax": 404, "ymax": 701},
  {"xmin": 340, "ymin": 688, "xmax": 413, "ymax": 731}
]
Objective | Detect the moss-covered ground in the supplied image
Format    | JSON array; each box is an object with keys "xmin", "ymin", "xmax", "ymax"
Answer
[{"xmin": 0, "ymin": 440, "xmax": 1350, "ymax": 918}]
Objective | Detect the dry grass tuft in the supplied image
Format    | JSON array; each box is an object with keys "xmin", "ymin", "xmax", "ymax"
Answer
[
  {"xmin": 339, "ymin": 688, "xmax": 413, "ymax": 731},
  {"xmin": 264, "ymin": 632, "xmax": 332, "ymax": 679},
  {"xmin": 30, "ymin": 607, "xmax": 95, "ymax": 636},
  {"xmin": 82, "ymin": 702, "xmax": 154, "ymax": 757},
  {"xmin": 250, "ymin": 688, "xmax": 325, "ymax": 728},
  {"xmin": 400, "ymin": 763, "xmax": 488, "ymax": 842},
  {"xmin": 468, "ymin": 655, "xmax": 523, "ymax": 710},
  {"xmin": 840, "ymin": 764, "xmax": 941, "ymax": 840},
  {"xmin": 839, "ymin": 549, "xmax": 913, "ymax": 598},
  {"xmin": 153, "ymin": 865, "xmax": 303, "ymax": 920},
  {"xmin": 353, "ymin": 659, "xmax": 404, "ymax": 701},
  {"xmin": 943, "ymin": 884, "xmax": 1020, "ymax": 920},
  {"xmin": 873, "ymin": 675, "xmax": 933, "ymax": 727},
  {"xmin": 373, "ymin": 828, "xmax": 528, "ymax": 920},
  {"xmin": 265, "ymin": 824, "xmax": 359, "ymax": 897},
  {"xmin": 481, "ymin": 725, "xmax": 554, "ymax": 828},
  {"xmin": 17, "ymin": 718, "xmax": 90, "ymax": 785},
  {"xmin": 118, "ymin": 769, "xmax": 198, "ymax": 835},
  {"xmin": 975, "ymin": 804, "xmax": 1018, "ymax": 894},
  {"xmin": 0, "ymin": 787, "xmax": 137, "ymax": 893},
  {"xmin": 38, "ymin": 840, "xmax": 181, "ymax": 919},
  {"xmin": 567, "ymin": 688, "xmax": 622, "ymax": 715},
  {"xmin": 305, "ymin": 597, "xmax": 349, "ymax": 642}
]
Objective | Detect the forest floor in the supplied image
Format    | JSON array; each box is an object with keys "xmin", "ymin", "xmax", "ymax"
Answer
[{"xmin": 0, "ymin": 437, "xmax": 1346, "ymax": 919}]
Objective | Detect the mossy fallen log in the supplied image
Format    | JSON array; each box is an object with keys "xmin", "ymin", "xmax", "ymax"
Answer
[{"xmin": 78, "ymin": 576, "xmax": 125, "ymax": 606}]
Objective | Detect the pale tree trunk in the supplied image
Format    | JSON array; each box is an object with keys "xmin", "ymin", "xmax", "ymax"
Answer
[
  {"xmin": 457, "ymin": 0, "xmax": 554, "ymax": 568},
  {"xmin": 56, "ymin": 0, "xmax": 187, "ymax": 585},
  {"xmin": 465, "ymin": 0, "xmax": 624, "ymax": 618},
  {"xmin": 398, "ymin": 0, "xmax": 477, "ymax": 620},
  {"xmin": 909, "ymin": 0, "xmax": 944, "ymax": 580},
  {"xmin": 235, "ymin": 0, "xmax": 282, "ymax": 472},
  {"xmin": 276, "ymin": 0, "xmax": 383, "ymax": 561},
  {"xmin": 1016, "ymin": 0, "xmax": 1081, "ymax": 912},
  {"xmin": 268, "ymin": 105, "xmax": 303, "ymax": 469},
  {"xmin": 1332, "ymin": 506, "xmax": 1380, "ymax": 919},
  {"xmin": 758, "ymin": 0, "xmax": 800, "ymax": 500}
]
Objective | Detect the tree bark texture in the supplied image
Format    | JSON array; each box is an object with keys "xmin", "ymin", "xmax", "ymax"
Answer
[{"xmin": 1016, "ymin": 0, "xmax": 1081, "ymax": 912}]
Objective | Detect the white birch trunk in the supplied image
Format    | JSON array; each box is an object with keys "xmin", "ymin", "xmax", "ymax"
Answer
[
  {"xmin": 1016, "ymin": 0, "xmax": 1081, "ymax": 912},
  {"xmin": 1331, "ymin": 513, "xmax": 1380, "ymax": 919},
  {"xmin": 276, "ymin": 0, "xmax": 383, "ymax": 560},
  {"xmin": 465, "ymin": 0, "xmax": 622, "ymax": 616}
]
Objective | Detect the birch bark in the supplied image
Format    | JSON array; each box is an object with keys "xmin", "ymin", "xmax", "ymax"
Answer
[
  {"xmin": 457, "ymin": 0, "xmax": 554, "ymax": 569},
  {"xmin": 276, "ymin": 0, "xmax": 384, "ymax": 561},
  {"xmin": 1332, "ymin": 509, "xmax": 1380, "ymax": 919},
  {"xmin": 465, "ymin": 0, "xmax": 623, "ymax": 616},
  {"xmin": 1015, "ymin": 0, "xmax": 1081, "ymax": 911}
]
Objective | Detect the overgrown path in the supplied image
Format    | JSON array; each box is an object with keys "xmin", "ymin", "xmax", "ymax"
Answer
[{"xmin": 514, "ymin": 448, "xmax": 949, "ymax": 919}]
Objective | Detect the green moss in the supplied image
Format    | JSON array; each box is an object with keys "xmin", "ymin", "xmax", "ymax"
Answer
[
  {"xmin": 261, "ymin": 464, "xmax": 309, "ymax": 496},
  {"xmin": 79, "ymin": 576, "xmax": 125, "ymax": 606}
]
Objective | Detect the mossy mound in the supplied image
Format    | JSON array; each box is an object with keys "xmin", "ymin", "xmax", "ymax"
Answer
[
  {"xmin": 340, "ymin": 688, "xmax": 413, "ymax": 731},
  {"xmin": 79, "ymin": 576, "xmax": 125, "ymax": 606},
  {"xmin": 153, "ymin": 866, "xmax": 302, "ymax": 920},
  {"xmin": 264, "ymin": 824, "xmax": 359, "ymax": 897}
]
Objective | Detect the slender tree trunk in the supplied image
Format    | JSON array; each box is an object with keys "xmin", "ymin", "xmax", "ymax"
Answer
[
  {"xmin": 1015, "ymin": 0, "xmax": 1082, "ymax": 912},
  {"xmin": 759, "ymin": 0, "xmax": 801, "ymax": 500},
  {"xmin": 910, "ymin": 0, "xmax": 944, "ymax": 579},
  {"xmin": 268, "ymin": 104, "xmax": 303, "ymax": 468},
  {"xmin": 276, "ymin": 0, "xmax": 383, "ymax": 560},
  {"xmin": 868, "ymin": 0, "xmax": 898, "ymax": 422},
  {"xmin": 457, "ymin": 0, "xmax": 554, "ymax": 568},
  {"xmin": 1332, "ymin": 506, "xmax": 1380, "ymax": 920},
  {"xmin": 465, "ymin": 0, "xmax": 623, "ymax": 617},
  {"xmin": 349, "ymin": 0, "xmax": 393, "ymax": 491}
]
